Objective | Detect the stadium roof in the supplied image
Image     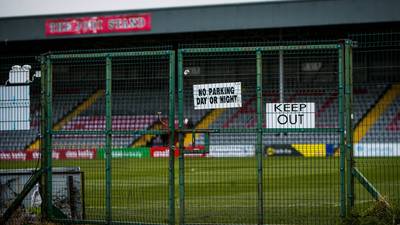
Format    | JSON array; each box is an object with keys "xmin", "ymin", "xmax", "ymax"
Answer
[{"xmin": 0, "ymin": 0, "xmax": 399, "ymax": 41}]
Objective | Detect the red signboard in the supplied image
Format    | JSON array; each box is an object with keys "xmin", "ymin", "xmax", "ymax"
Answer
[
  {"xmin": 150, "ymin": 146, "xmax": 207, "ymax": 158},
  {"xmin": 45, "ymin": 13, "xmax": 151, "ymax": 36}
]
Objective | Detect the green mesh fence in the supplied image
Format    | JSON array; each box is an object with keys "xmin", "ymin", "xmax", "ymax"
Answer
[
  {"xmin": 177, "ymin": 43, "xmax": 350, "ymax": 225},
  {"xmin": 45, "ymin": 50, "xmax": 175, "ymax": 224},
  {"xmin": 179, "ymin": 50, "xmax": 259, "ymax": 224},
  {"xmin": 349, "ymin": 32, "xmax": 400, "ymax": 211},
  {"xmin": 261, "ymin": 49, "xmax": 341, "ymax": 225},
  {"xmin": 4, "ymin": 37, "xmax": 399, "ymax": 225}
]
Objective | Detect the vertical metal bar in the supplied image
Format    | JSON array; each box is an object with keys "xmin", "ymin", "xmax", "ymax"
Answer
[
  {"xmin": 40, "ymin": 55, "xmax": 49, "ymax": 220},
  {"xmin": 345, "ymin": 40, "xmax": 355, "ymax": 212},
  {"xmin": 81, "ymin": 172, "xmax": 86, "ymax": 220},
  {"xmin": 279, "ymin": 50, "xmax": 284, "ymax": 102},
  {"xmin": 46, "ymin": 56, "xmax": 53, "ymax": 218},
  {"xmin": 67, "ymin": 176, "xmax": 77, "ymax": 219},
  {"xmin": 338, "ymin": 43, "xmax": 346, "ymax": 218},
  {"xmin": 204, "ymin": 132, "xmax": 210, "ymax": 153},
  {"xmin": 105, "ymin": 56, "xmax": 112, "ymax": 224},
  {"xmin": 177, "ymin": 50, "xmax": 185, "ymax": 225},
  {"xmin": 168, "ymin": 51, "xmax": 176, "ymax": 225},
  {"xmin": 192, "ymin": 130, "xmax": 195, "ymax": 147},
  {"xmin": 256, "ymin": 50, "xmax": 264, "ymax": 225}
]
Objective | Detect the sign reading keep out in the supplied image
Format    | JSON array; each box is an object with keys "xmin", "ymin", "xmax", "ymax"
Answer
[
  {"xmin": 193, "ymin": 82, "xmax": 242, "ymax": 110},
  {"xmin": 266, "ymin": 103, "xmax": 315, "ymax": 128}
]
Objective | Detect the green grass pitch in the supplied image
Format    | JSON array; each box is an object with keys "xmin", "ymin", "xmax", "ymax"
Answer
[{"xmin": 1, "ymin": 157, "xmax": 399, "ymax": 224}]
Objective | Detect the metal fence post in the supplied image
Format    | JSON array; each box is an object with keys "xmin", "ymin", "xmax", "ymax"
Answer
[
  {"xmin": 168, "ymin": 51, "xmax": 176, "ymax": 225},
  {"xmin": 345, "ymin": 40, "xmax": 355, "ymax": 212},
  {"xmin": 178, "ymin": 50, "xmax": 185, "ymax": 225},
  {"xmin": 256, "ymin": 50, "xmax": 264, "ymax": 225},
  {"xmin": 46, "ymin": 56, "xmax": 53, "ymax": 219},
  {"xmin": 338, "ymin": 43, "xmax": 347, "ymax": 218},
  {"xmin": 40, "ymin": 55, "xmax": 49, "ymax": 220},
  {"xmin": 204, "ymin": 132, "xmax": 210, "ymax": 153},
  {"xmin": 105, "ymin": 56, "xmax": 112, "ymax": 224}
]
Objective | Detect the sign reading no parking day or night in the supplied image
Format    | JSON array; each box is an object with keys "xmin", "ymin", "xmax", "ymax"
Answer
[
  {"xmin": 266, "ymin": 103, "xmax": 315, "ymax": 129},
  {"xmin": 193, "ymin": 82, "xmax": 242, "ymax": 110}
]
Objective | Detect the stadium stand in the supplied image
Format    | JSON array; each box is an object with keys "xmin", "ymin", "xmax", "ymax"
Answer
[
  {"xmin": 207, "ymin": 84, "xmax": 389, "ymax": 146},
  {"xmin": 362, "ymin": 95, "xmax": 400, "ymax": 142},
  {"xmin": 52, "ymin": 115, "xmax": 158, "ymax": 149},
  {"xmin": 0, "ymin": 75, "xmax": 396, "ymax": 151}
]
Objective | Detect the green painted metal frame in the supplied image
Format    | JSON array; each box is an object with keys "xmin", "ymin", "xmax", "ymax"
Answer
[
  {"xmin": 49, "ymin": 51, "xmax": 172, "ymax": 59},
  {"xmin": 39, "ymin": 43, "xmax": 363, "ymax": 224},
  {"xmin": 52, "ymin": 218, "xmax": 166, "ymax": 225},
  {"xmin": 46, "ymin": 55, "xmax": 54, "ymax": 219},
  {"xmin": 177, "ymin": 127, "xmax": 339, "ymax": 134},
  {"xmin": 177, "ymin": 49, "xmax": 185, "ymax": 225},
  {"xmin": 256, "ymin": 50, "xmax": 264, "ymax": 225},
  {"xmin": 338, "ymin": 43, "xmax": 346, "ymax": 218},
  {"xmin": 44, "ymin": 50, "xmax": 176, "ymax": 225},
  {"xmin": 352, "ymin": 168, "xmax": 384, "ymax": 201},
  {"xmin": 344, "ymin": 40, "xmax": 355, "ymax": 213},
  {"xmin": 180, "ymin": 44, "xmax": 339, "ymax": 53},
  {"xmin": 177, "ymin": 43, "xmax": 347, "ymax": 224},
  {"xmin": 168, "ymin": 51, "xmax": 176, "ymax": 225},
  {"xmin": 105, "ymin": 56, "xmax": 112, "ymax": 224},
  {"xmin": 343, "ymin": 40, "xmax": 383, "ymax": 211},
  {"xmin": 40, "ymin": 55, "xmax": 50, "ymax": 220}
]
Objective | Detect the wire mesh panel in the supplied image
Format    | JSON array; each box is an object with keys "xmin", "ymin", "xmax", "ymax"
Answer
[
  {"xmin": 111, "ymin": 54, "xmax": 171, "ymax": 223},
  {"xmin": 0, "ymin": 56, "xmax": 42, "ymax": 223},
  {"xmin": 350, "ymin": 32, "xmax": 400, "ymax": 209},
  {"xmin": 50, "ymin": 56, "xmax": 107, "ymax": 221},
  {"xmin": 179, "ymin": 44, "xmax": 345, "ymax": 225},
  {"xmin": 5, "ymin": 38, "xmax": 400, "ymax": 224},
  {"xmin": 46, "ymin": 50, "xmax": 175, "ymax": 224},
  {"xmin": 262, "ymin": 49, "xmax": 341, "ymax": 225},
  {"xmin": 180, "ymin": 50, "xmax": 258, "ymax": 224}
]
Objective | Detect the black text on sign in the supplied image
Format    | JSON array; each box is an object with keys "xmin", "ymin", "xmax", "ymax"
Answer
[
  {"xmin": 193, "ymin": 82, "xmax": 242, "ymax": 110},
  {"xmin": 265, "ymin": 103, "xmax": 315, "ymax": 128}
]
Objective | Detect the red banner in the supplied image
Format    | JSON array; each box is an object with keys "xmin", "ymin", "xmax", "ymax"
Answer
[
  {"xmin": 45, "ymin": 13, "xmax": 151, "ymax": 36},
  {"xmin": 0, "ymin": 149, "xmax": 96, "ymax": 161},
  {"xmin": 150, "ymin": 146, "xmax": 207, "ymax": 158}
]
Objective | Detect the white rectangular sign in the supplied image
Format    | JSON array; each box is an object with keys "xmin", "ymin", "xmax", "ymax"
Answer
[
  {"xmin": 193, "ymin": 82, "xmax": 242, "ymax": 110},
  {"xmin": 354, "ymin": 143, "xmax": 400, "ymax": 157},
  {"xmin": 208, "ymin": 145, "xmax": 255, "ymax": 157},
  {"xmin": 266, "ymin": 102, "xmax": 315, "ymax": 129}
]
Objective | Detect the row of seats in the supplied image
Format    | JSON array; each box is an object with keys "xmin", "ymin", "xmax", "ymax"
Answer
[
  {"xmin": 211, "ymin": 86, "xmax": 385, "ymax": 130},
  {"xmin": 362, "ymin": 95, "xmax": 400, "ymax": 142},
  {"xmin": 0, "ymin": 83, "xmax": 398, "ymax": 151},
  {"xmin": 62, "ymin": 115, "xmax": 158, "ymax": 130}
]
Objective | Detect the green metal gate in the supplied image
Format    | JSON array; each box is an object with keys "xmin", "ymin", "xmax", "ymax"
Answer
[
  {"xmin": 40, "ymin": 50, "xmax": 176, "ymax": 225},
  {"xmin": 177, "ymin": 41, "xmax": 353, "ymax": 225},
  {"xmin": 38, "ymin": 41, "xmax": 355, "ymax": 225}
]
